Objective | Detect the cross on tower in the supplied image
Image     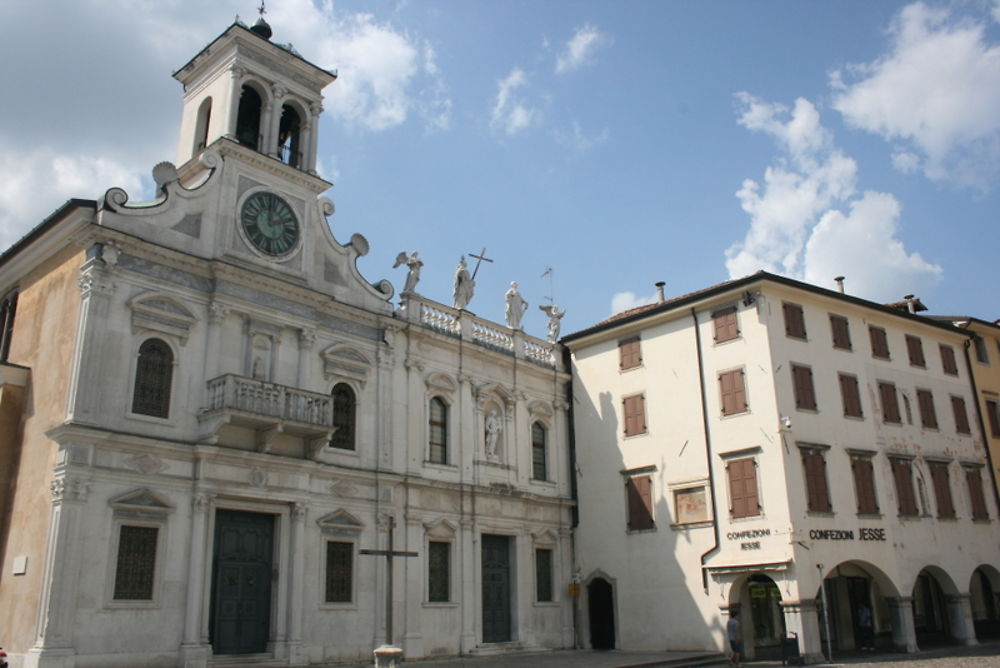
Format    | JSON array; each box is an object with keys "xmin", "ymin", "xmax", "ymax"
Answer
[{"xmin": 469, "ymin": 247, "xmax": 494, "ymax": 280}]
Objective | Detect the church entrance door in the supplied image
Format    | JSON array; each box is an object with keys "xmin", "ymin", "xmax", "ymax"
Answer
[
  {"xmin": 481, "ymin": 534, "xmax": 511, "ymax": 642},
  {"xmin": 209, "ymin": 510, "xmax": 275, "ymax": 655}
]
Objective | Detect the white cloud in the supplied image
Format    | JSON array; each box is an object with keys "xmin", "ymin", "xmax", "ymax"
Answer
[
  {"xmin": 555, "ymin": 25, "xmax": 607, "ymax": 74},
  {"xmin": 610, "ymin": 290, "xmax": 658, "ymax": 316},
  {"xmin": 490, "ymin": 68, "xmax": 538, "ymax": 136},
  {"xmin": 557, "ymin": 121, "xmax": 609, "ymax": 153},
  {"xmin": 726, "ymin": 93, "xmax": 942, "ymax": 301},
  {"xmin": 831, "ymin": 2, "xmax": 1000, "ymax": 190}
]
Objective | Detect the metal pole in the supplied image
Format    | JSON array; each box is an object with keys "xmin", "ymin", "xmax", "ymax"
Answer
[
  {"xmin": 386, "ymin": 516, "xmax": 395, "ymax": 646},
  {"xmin": 817, "ymin": 563, "xmax": 833, "ymax": 662}
]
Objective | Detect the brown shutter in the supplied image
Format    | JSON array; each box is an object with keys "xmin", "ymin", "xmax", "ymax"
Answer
[
  {"xmin": 916, "ymin": 389, "xmax": 938, "ymax": 429},
  {"xmin": 839, "ymin": 373, "xmax": 863, "ymax": 418},
  {"xmin": 728, "ymin": 457, "xmax": 759, "ymax": 518},
  {"xmin": 626, "ymin": 475, "xmax": 654, "ymax": 530},
  {"xmin": 870, "ymin": 326, "xmax": 890, "ymax": 359},
  {"xmin": 830, "ymin": 315, "xmax": 851, "ymax": 350},
  {"xmin": 713, "ymin": 307, "xmax": 739, "ymax": 343},
  {"xmin": 951, "ymin": 396, "xmax": 971, "ymax": 434},
  {"xmin": 619, "ymin": 336, "xmax": 642, "ymax": 370},
  {"xmin": 851, "ymin": 456, "xmax": 879, "ymax": 514},
  {"xmin": 783, "ymin": 303, "xmax": 806, "ymax": 338},
  {"xmin": 792, "ymin": 365, "xmax": 816, "ymax": 410},
  {"xmin": 803, "ymin": 450, "xmax": 831, "ymax": 512},
  {"xmin": 623, "ymin": 394, "xmax": 646, "ymax": 436},
  {"xmin": 987, "ymin": 400, "xmax": 1000, "ymax": 438},
  {"xmin": 906, "ymin": 335, "xmax": 926, "ymax": 367},
  {"xmin": 890, "ymin": 458, "xmax": 918, "ymax": 516},
  {"xmin": 879, "ymin": 382, "xmax": 900, "ymax": 423},
  {"xmin": 939, "ymin": 344, "xmax": 958, "ymax": 375},
  {"xmin": 719, "ymin": 370, "xmax": 747, "ymax": 416},
  {"xmin": 966, "ymin": 468, "xmax": 989, "ymax": 520},
  {"xmin": 929, "ymin": 463, "xmax": 955, "ymax": 519}
]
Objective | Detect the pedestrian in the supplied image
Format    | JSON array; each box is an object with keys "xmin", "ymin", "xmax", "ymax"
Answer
[
  {"xmin": 726, "ymin": 610, "xmax": 743, "ymax": 666},
  {"xmin": 857, "ymin": 601, "xmax": 874, "ymax": 651}
]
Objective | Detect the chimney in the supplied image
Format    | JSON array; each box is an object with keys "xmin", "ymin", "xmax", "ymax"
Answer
[
  {"xmin": 655, "ymin": 281, "xmax": 666, "ymax": 303},
  {"xmin": 834, "ymin": 276, "xmax": 845, "ymax": 294},
  {"xmin": 904, "ymin": 294, "xmax": 916, "ymax": 314}
]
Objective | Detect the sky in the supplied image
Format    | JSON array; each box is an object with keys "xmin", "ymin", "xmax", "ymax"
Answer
[{"xmin": 1, "ymin": 0, "xmax": 998, "ymax": 338}]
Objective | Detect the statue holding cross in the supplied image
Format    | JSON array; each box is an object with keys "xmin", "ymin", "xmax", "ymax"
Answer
[{"xmin": 452, "ymin": 248, "xmax": 493, "ymax": 311}]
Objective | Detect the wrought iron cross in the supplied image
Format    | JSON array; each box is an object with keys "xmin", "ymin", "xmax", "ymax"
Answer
[
  {"xmin": 359, "ymin": 515, "xmax": 417, "ymax": 646},
  {"xmin": 469, "ymin": 247, "xmax": 494, "ymax": 280}
]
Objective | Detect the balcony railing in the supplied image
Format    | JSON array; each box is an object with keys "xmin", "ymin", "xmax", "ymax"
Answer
[{"xmin": 203, "ymin": 373, "xmax": 333, "ymax": 430}]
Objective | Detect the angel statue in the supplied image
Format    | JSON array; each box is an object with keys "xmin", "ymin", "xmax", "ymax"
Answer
[
  {"xmin": 393, "ymin": 251, "xmax": 423, "ymax": 294},
  {"xmin": 453, "ymin": 256, "xmax": 475, "ymax": 310},
  {"xmin": 539, "ymin": 303, "xmax": 565, "ymax": 342}
]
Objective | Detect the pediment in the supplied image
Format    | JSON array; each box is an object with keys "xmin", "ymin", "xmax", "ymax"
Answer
[
  {"xmin": 109, "ymin": 488, "xmax": 174, "ymax": 516},
  {"xmin": 425, "ymin": 371, "xmax": 457, "ymax": 395},
  {"xmin": 128, "ymin": 292, "xmax": 198, "ymax": 344},
  {"xmin": 528, "ymin": 399, "xmax": 554, "ymax": 418},
  {"xmin": 316, "ymin": 509, "xmax": 364, "ymax": 536},
  {"xmin": 531, "ymin": 528, "xmax": 559, "ymax": 546},
  {"xmin": 423, "ymin": 518, "xmax": 457, "ymax": 539},
  {"xmin": 321, "ymin": 343, "xmax": 372, "ymax": 386}
]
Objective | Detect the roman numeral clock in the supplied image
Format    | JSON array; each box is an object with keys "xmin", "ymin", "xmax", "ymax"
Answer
[{"xmin": 240, "ymin": 191, "xmax": 300, "ymax": 256}]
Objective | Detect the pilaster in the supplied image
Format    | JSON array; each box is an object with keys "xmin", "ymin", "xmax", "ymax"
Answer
[
  {"xmin": 66, "ymin": 258, "xmax": 115, "ymax": 424},
  {"xmin": 779, "ymin": 598, "xmax": 823, "ymax": 663},
  {"xmin": 459, "ymin": 518, "xmax": 477, "ymax": 652}
]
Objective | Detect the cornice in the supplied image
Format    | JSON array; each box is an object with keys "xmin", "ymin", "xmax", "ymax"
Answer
[{"xmin": 216, "ymin": 139, "xmax": 331, "ymax": 194}]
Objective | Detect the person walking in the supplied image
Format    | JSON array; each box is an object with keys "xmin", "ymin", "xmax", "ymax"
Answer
[{"xmin": 727, "ymin": 610, "xmax": 743, "ymax": 666}]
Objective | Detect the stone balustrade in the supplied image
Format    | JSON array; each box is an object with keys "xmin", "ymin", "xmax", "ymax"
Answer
[
  {"xmin": 204, "ymin": 373, "xmax": 334, "ymax": 427},
  {"xmin": 399, "ymin": 294, "xmax": 560, "ymax": 369}
]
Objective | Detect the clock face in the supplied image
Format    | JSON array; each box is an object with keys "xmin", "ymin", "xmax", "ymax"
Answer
[{"xmin": 240, "ymin": 191, "xmax": 300, "ymax": 256}]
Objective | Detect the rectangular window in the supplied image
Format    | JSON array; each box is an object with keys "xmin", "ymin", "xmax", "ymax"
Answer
[
  {"xmin": 674, "ymin": 486, "xmax": 709, "ymax": 524},
  {"xmin": 966, "ymin": 467, "xmax": 989, "ymax": 520},
  {"xmin": 325, "ymin": 541, "xmax": 353, "ymax": 603},
  {"xmin": 916, "ymin": 389, "xmax": 938, "ymax": 430},
  {"xmin": 939, "ymin": 344, "xmax": 959, "ymax": 375},
  {"xmin": 792, "ymin": 364, "xmax": 817, "ymax": 411},
  {"xmin": 428, "ymin": 397, "xmax": 448, "ymax": 465},
  {"xmin": 870, "ymin": 326, "xmax": 891, "ymax": 360},
  {"xmin": 713, "ymin": 306, "xmax": 739, "ymax": 343},
  {"xmin": 890, "ymin": 458, "xmax": 919, "ymax": 517},
  {"xmin": 783, "ymin": 303, "xmax": 807, "ymax": 339},
  {"xmin": 428, "ymin": 541, "xmax": 450, "ymax": 602},
  {"xmin": 973, "ymin": 336, "xmax": 989, "ymax": 364},
  {"xmin": 619, "ymin": 336, "xmax": 642, "ymax": 370},
  {"xmin": 800, "ymin": 447, "xmax": 832, "ymax": 513},
  {"xmin": 851, "ymin": 454, "xmax": 879, "ymax": 515},
  {"xmin": 113, "ymin": 525, "xmax": 158, "ymax": 600},
  {"xmin": 830, "ymin": 314, "xmax": 852, "ymax": 350},
  {"xmin": 951, "ymin": 396, "xmax": 971, "ymax": 434},
  {"xmin": 623, "ymin": 394, "xmax": 647, "ymax": 437},
  {"xmin": 928, "ymin": 462, "xmax": 956, "ymax": 519},
  {"xmin": 535, "ymin": 548, "xmax": 554, "ymax": 602},
  {"xmin": 727, "ymin": 457, "xmax": 760, "ymax": 519},
  {"xmin": 839, "ymin": 373, "xmax": 864, "ymax": 418},
  {"xmin": 531, "ymin": 422, "xmax": 548, "ymax": 480},
  {"xmin": 905, "ymin": 334, "xmax": 926, "ymax": 367},
  {"xmin": 878, "ymin": 381, "xmax": 901, "ymax": 424},
  {"xmin": 625, "ymin": 474, "xmax": 654, "ymax": 530},
  {"xmin": 986, "ymin": 399, "xmax": 1000, "ymax": 438},
  {"xmin": 719, "ymin": 369, "xmax": 748, "ymax": 416}
]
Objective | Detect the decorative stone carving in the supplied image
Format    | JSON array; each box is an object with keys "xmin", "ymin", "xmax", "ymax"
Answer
[
  {"xmin": 299, "ymin": 328, "xmax": 317, "ymax": 349},
  {"xmin": 125, "ymin": 453, "xmax": 168, "ymax": 476},
  {"xmin": 485, "ymin": 410, "xmax": 502, "ymax": 461},
  {"xmin": 404, "ymin": 357, "xmax": 425, "ymax": 373},
  {"xmin": 292, "ymin": 502, "xmax": 307, "ymax": 522},
  {"xmin": 504, "ymin": 281, "xmax": 528, "ymax": 330},
  {"xmin": 317, "ymin": 509, "xmax": 364, "ymax": 537},
  {"xmin": 208, "ymin": 301, "xmax": 230, "ymax": 324},
  {"xmin": 329, "ymin": 478, "xmax": 359, "ymax": 498},
  {"xmin": 453, "ymin": 256, "xmax": 474, "ymax": 310},
  {"xmin": 109, "ymin": 488, "xmax": 174, "ymax": 517},
  {"xmin": 194, "ymin": 493, "xmax": 214, "ymax": 513},
  {"xmin": 152, "ymin": 161, "xmax": 179, "ymax": 193},
  {"xmin": 321, "ymin": 343, "xmax": 372, "ymax": 385},
  {"xmin": 250, "ymin": 467, "xmax": 268, "ymax": 487},
  {"xmin": 50, "ymin": 477, "xmax": 89, "ymax": 503}
]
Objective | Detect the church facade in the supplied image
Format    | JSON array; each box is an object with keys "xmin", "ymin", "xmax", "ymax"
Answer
[{"xmin": 0, "ymin": 20, "xmax": 574, "ymax": 668}]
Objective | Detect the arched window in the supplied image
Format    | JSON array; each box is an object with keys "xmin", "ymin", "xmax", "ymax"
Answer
[
  {"xmin": 236, "ymin": 85, "xmax": 263, "ymax": 151},
  {"xmin": 531, "ymin": 422, "xmax": 547, "ymax": 481},
  {"xmin": 330, "ymin": 383, "xmax": 356, "ymax": 450},
  {"xmin": 194, "ymin": 97, "xmax": 212, "ymax": 153},
  {"xmin": 132, "ymin": 338, "xmax": 173, "ymax": 418},
  {"xmin": 0, "ymin": 289, "xmax": 18, "ymax": 362},
  {"xmin": 429, "ymin": 397, "xmax": 448, "ymax": 464},
  {"xmin": 278, "ymin": 104, "xmax": 302, "ymax": 168}
]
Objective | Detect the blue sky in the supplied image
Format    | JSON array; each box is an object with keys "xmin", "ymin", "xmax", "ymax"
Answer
[{"xmin": 1, "ymin": 0, "xmax": 997, "ymax": 338}]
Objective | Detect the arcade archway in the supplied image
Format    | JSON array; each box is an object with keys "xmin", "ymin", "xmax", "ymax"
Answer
[
  {"xmin": 970, "ymin": 565, "xmax": 1000, "ymax": 640},
  {"xmin": 815, "ymin": 561, "xmax": 898, "ymax": 653}
]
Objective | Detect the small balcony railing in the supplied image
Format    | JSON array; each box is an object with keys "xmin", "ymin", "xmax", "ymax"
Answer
[{"xmin": 202, "ymin": 373, "xmax": 333, "ymax": 431}]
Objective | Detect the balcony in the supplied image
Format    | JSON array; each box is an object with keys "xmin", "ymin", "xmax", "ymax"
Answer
[{"xmin": 198, "ymin": 374, "xmax": 333, "ymax": 452}]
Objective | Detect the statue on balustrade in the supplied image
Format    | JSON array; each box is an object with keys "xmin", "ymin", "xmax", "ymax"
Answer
[
  {"xmin": 504, "ymin": 281, "xmax": 528, "ymax": 330},
  {"xmin": 393, "ymin": 251, "xmax": 423, "ymax": 294},
  {"xmin": 539, "ymin": 303, "xmax": 565, "ymax": 342},
  {"xmin": 453, "ymin": 256, "xmax": 475, "ymax": 310}
]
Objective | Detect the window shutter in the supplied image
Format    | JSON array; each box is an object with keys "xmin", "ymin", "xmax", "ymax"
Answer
[
  {"xmin": 803, "ymin": 451, "xmax": 831, "ymax": 512},
  {"xmin": 951, "ymin": 396, "xmax": 971, "ymax": 434},
  {"xmin": 830, "ymin": 315, "xmax": 851, "ymax": 350},
  {"xmin": 713, "ymin": 307, "xmax": 739, "ymax": 343},
  {"xmin": 916, "ymin": 389, "xmax": 938, "ymax": 429},
  {"xmin": 986, "ymin": 400, "xmax": 1000, "ymax": 438},
  {"xmin": 619, "ymin": 336, "xmax": 642, "ymax": 370},
  {"xmin": 891, "ymin": 459, "xmax": 917, "ymax": 516},
  {"xmin": 852, "ymin": 457, "xmax": 878, "ymax": 514},
  {"xmin": 839, "ymin": 374, "xmax": 862, "ymax": 418},
  {"xmin": 870, "ymin": 327, "xmax": 890, "ymax": 359},
  {"xmin": 626, "ymin": 476, "xmax": 654, "ymax": 530},
  {"xmin": 784, "ymin": 303, "xmax": 806, "ymax": 338},
  {"xmin": 929, "ymin": 463, "xmax": 955, "ymax": 519},
  {"xmin": 728, "ymin": 457, "xmax": 759, "ymax": 518},
  {"xmin": 967, "ymin": 468, "xmax": 988, "ymax": 520},
  {"xmin": 623, "ymin": 395, "xmax": 646, "ymax": 436},
  {"xmin": 939, "ymin": 344, "xmax": 958, "ymax": 375},
  {"xmin": 879, "ymin": 382, "xmax": 900, "ymax": 423},
  {"xmin": 792, "ymin": 365, "xmax": 816, "ymax": 410}
]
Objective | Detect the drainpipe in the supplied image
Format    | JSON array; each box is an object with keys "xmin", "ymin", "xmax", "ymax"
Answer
[
  {"xmin": 694, "ymin": 307, "xmax": 721, "ymax": 591},
  {"xmin": 962, "ymin": 337, "xmax": 1000, "ymax": 510}
]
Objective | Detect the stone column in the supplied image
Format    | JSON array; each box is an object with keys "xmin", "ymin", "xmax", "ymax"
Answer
[
  {"xmin": 888, "ymin": 596, "xmax": 918, "ymax": 653},
  {"xmin": 267, "ymin": 84, "xmax": 286, "ymax": 159},
  {"xmin": 24, "ymin": 476, "xmax": 89, "ymax": 668},
  {"xmin": 946, "ymin": 593, "xmax": 978, "ymax": 646},
  {"xmin": 459, "ymin": 518, "xmax": 477, "ymax": 653},
  {"xmin": 225, "ymin": 66, "xmax": 245, "ymax": 140},
  {"xmin": 179, "ymin": 492, "xmax": 212, "ymax": 667},
  {"xmin": 297, "ymin": 328, "xmax": 315, "ymax": 390},
  {"xmin": 779, "ymin": 598, "xmax": 823, "ymax": 663},
  {"xmin": 205, "ymin": 301, "xmax": 228, "ymax": 382},
  {"xmin": 286, "ymin": 503, "xmax": 307, "ymax": 665},
  {"xmin": 307, "ymin": 103, "xmax": 323, "ymax": 174}
]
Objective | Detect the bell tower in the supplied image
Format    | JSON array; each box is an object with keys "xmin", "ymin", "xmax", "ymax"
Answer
[{"xmin": 172, "ymin": 8, "xmax": 337, "ymax": 174}]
